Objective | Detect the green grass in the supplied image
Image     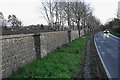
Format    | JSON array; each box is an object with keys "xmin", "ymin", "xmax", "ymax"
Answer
[
  {"xmin": 8, "ymin": 35, "xmax": 90, "ymax": 78},
  {"xmin": 109, "ymin": 29, "xmax": 120, "ymax": 37},
  {"xmin": 110, "ymin": 31, "xmax": 120, "ymax": 37}
]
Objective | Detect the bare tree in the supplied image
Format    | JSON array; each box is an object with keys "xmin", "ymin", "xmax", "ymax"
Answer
[
  {"xmin": 0, "ymin": 12, "xmax": 6, "ymax": 28},
  {"xmin": 57, "ymin": 2, "xmax": 67, "ymax": 30},
  {"xmin": 87, "ymin": 14, "xmax": 101, "ymax": 32},
  {"xmin": 41, "ymin": 1, "xmax": 69, "ymax": 30},
  {"xmin": 63, "ymin": 2, "xmax": 72, "ymax": 30},
  {"xmin": 70, "ymin": 1, "xmax": 92, "ymax": 37},
  {"xmin": 8, "ymin": 14, "xmax": 22, "ymax": 29},
  {"xmin": 41, "ymin": 0, "xmax": 57, "ymax": 30},
  {"xmin": 117, "ymin": 1, "xmax": 120, "ymax": 19},
  {"xmin": 41, "ymin": 0, "xmax": 101, "ymax": 32}
]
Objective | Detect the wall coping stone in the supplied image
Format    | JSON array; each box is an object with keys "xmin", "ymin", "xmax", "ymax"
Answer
[{"xmin": 0, "ymin": 30, "xmax": 79, "ymax": 40}]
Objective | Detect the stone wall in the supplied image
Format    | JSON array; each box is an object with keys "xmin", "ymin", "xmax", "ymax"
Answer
[
  {"xmin": 80, "ymin": 30, "xmax": 85, "ymax": 37},
  {"xmin": 0, "ymin": 30, "xmax": 84, "ymax": 78},
  {"xmin": 0, "ymin": 36, "xmax": 2, "ymax": 79},
  {"xmin": 40, "ymin": 31, "xmax": 69, "ymax": 57},
  {"xmin": 1, "ymin": 34, "xmax": 37, "ymax": 78}
]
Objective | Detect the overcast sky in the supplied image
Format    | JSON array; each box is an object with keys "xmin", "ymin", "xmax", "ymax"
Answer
[{"xmin": 0, "ymin": 0, "xmax": 119, "ymax": 26}]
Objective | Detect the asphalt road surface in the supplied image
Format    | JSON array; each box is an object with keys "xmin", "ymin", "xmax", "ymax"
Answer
[{"xmin": 94, "ymin": 31, "xmax": 120, "ymax": 78}]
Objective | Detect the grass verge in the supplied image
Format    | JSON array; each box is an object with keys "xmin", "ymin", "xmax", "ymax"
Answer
[
  {"xmin": 110, "ymin": 31, "xmax": 120, "ymax": 37},
  {"xmin": 8, "ymin": 35, "xmax": 90, "ymax": 78}
]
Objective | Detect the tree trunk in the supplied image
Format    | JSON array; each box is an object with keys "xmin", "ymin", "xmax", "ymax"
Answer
[
  {"xmin": 67, "ymin": 2, "xmax": 71, "ymax": 30},
  {"xmin": 77, "ymin": 20, "xmax": 80, "ymax": 37}
]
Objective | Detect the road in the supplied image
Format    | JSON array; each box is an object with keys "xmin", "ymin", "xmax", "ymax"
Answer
[{"xmin": 94, "ymin": 31, "xmax": 120, "ymax": 78}]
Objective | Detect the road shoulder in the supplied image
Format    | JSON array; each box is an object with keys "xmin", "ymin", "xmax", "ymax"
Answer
[{"xmin": 84, "ymin": 34, "xmax": 107, "ymax": 78}]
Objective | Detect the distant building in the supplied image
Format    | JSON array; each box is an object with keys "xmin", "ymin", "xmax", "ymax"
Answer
[{"xmin": 117, "ymin": 1, "xmax": 120, "ymax": 19}]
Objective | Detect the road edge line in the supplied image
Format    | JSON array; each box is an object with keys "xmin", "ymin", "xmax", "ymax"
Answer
[
  {"xmin": 109, "ymin": 33, "xmax": 120, "ymax": 41},
  {"xmin": 94, "ymin": 34, "xmax": 111, "ymax": 78}
]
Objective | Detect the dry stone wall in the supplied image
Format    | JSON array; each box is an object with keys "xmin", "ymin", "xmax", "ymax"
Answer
[
  {"xmin": 40, "ymin": 31, "xmax": 69, "ymax": 57},
  {"xmin": 71, "ymin": 30, "xmax": 79, "ymax": 41},
  {"xmin": 0, "ymin": 30, "xmax": 84, "ymax": 78},
  {"xmin": 1, "ymin": 34, "xmax": 37, "ymax": 78},
  {"xmin": 0, "ymin": 37, "xmax": 2, "ymax": 80}
]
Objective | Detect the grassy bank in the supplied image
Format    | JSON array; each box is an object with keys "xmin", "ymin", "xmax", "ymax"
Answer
[
  {"xmin": 8, "ymin": 35, "xmax": 90, "ymax": 78},
  {"xmin": 110, "ymin": 31, "xmax": 120, "ymax": 37}
]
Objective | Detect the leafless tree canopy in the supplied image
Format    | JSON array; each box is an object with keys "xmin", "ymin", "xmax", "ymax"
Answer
[
  {"xmin": 8, "ymin": 14, "xmax": 22, "ymax": 29},
  {"xmin": 0, "ymin": 12, "xmax": 6, "ymax": 28},
  {"xmin": 41, "ymin": 0, "xmax": 101, "ymax": 33}
]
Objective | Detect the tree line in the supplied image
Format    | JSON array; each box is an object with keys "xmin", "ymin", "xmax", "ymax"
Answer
[
  {"xmin": 41, "ymin": 0, "xmax": 101, "ymax": 36},
  {"xmin": 104, "ymin": 1, "xmax": 120, "ymax": 33},
  {"xmin": 0, "ymin": 12, "xmax": 22, "ymax": 30},
  {"xmin": 0, "ymin": 0, "xmax": 101, "ymax": 35},
  {"xmin": 104, "ymin": 18, "xmax": 120, "ymax": 33}
]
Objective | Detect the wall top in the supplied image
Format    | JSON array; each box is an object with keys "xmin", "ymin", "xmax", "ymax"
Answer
[
  {"xmin": 0, "ymin": 30, "xmax": 79, "ymax": 40},
  {"xmin": 0, "ymin": 33, "xmax": 34, "ymax": 40}
]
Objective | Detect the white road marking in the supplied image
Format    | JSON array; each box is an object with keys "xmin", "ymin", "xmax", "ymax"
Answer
[{"xmin": 94, "ymin": 35, "xmax": 111, "ymax": 78}]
